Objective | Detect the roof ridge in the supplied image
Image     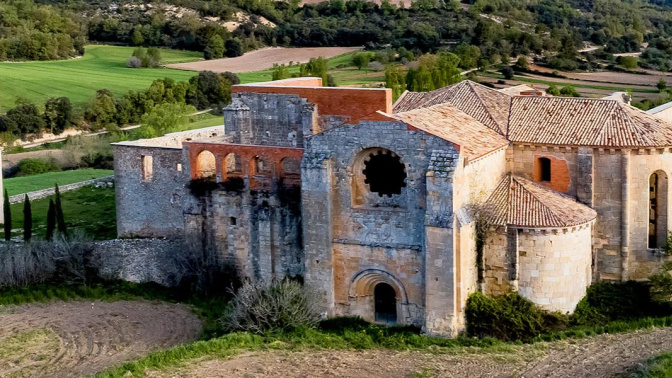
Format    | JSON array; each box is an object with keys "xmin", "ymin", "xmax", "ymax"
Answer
[{"xmin": 467, "ymin": 81, "xmax": 506, "ymax": 134}]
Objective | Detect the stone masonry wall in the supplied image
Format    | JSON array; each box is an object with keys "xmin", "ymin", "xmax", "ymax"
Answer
[
  {"xmin": 114, "ymin": 145, "xmax": 187, "ymax": 238},
  {"xmin": 518, "ymin": 225, "xmax": 593, "ymax": 313},
  {"xmin": 303, "ymin": 120, "xmax": 459, "ymax": 335}
]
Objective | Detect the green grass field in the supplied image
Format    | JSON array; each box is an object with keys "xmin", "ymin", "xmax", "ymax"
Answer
[
  {"xmin": 185, "ymin": 113, "xmax": 223, "ymax": 129},
  {"xmin": 0, "ymin": 45, "xmax": 202, "ymax": 111},
  {"xmin": 3, "ymin": 169, "xmax": 113, "ymax": 195},
  {"xmin": 8, "ymin": 185, "xmax": 116, "ymax": 240}
]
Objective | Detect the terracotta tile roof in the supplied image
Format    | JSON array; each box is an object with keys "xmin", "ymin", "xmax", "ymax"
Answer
[
  {"xmin": 497, "ymin": 84, "xmax": 540, "ymax": 96},
  {"xmin": 389, "ymin": 103, "xmax": 509, "ymax": 160},
  {"xmin": 507, "ymin": 96, "xmax": 672, "ymax": 147},
  {"xmin": 482, "ymin": 174, "xmax": 597, "ymax": 228},
  {"xmin": 392, "ymin": 81, "xmax": 512, "ymax": 134}
]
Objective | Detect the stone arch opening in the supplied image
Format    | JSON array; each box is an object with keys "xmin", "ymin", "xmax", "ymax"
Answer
[
  {"xmin": 374, "ymin": 283, "xmax": 397, "ymax": 324},
  {"xmin": 352, "ymin": 148, "xmax": 407, "ymax": 207},
  {"xmin": 195, "ymin": 150, "xmax": 216, "ymax": 179},
  {"xmin": 280, "ymin": 157, "xmax": 301, "ymax": 177},
  {"xmin": 223, "ymin": 153, "xmax": 243, "ymax": 177},
  {"xmin": 349, "ymin": 269, "xmax": 407, "ymax": 324},
  {"xmin": 251, "ymin": 155, "xmax": 272, "ymax": 175},
  {"xmin": 649, "ymin": 170, "xmax": 668, "ymax": 249}
]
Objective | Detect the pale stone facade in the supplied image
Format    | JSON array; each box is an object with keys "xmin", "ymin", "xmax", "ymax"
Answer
[{"xmin": 113, "ymin": 78, "xmax": 672, "ymax": 337}]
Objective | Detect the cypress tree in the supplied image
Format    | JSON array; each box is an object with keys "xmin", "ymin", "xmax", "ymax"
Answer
[
  {"xmin": 3, "ymin": 189, "xmax": 10, "ymax": 241},
  {"xmin": 23, "ymin": 195, "xmax": 32, "ymax": 242},
  {"xmin": 46, "ymin": 199, "xmax": 56, "ymax": 241},
  {"xmin": 54, "ymin": 184, "xmax": 67, "ymax": 237}
]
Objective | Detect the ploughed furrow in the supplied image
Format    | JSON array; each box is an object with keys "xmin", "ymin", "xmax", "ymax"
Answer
[{"xmin": 0, "ymin": 300, "xmax": 201, "ymax": 377}]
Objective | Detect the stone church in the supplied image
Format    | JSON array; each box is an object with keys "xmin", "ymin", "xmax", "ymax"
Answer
[{"xmin": 113, "ymin": 77, "xmax": 672, "ymax": 336}]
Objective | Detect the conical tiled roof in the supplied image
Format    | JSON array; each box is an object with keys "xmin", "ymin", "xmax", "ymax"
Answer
[{"xmin": 481, "ymin": 174, "xmax": 596, "ymax": 228}]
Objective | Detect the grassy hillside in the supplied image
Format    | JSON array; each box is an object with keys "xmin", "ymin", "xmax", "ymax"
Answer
[
  {"xmin": 3, "ymin": 169, "xmax": 113, "ymax": 195},
  {"xmin": 0, "ymin": 45, "xmax": 202, "ymax": 111}
]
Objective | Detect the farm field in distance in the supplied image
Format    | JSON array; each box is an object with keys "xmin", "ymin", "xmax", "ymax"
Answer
[{"xmin": 0, "ymin": 45, "xmax": 202, "ymax": 111}]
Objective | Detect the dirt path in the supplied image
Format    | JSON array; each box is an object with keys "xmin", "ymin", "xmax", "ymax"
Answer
[
  {"xmin": 166, "ymin": 47, "xmax": 360, "ymax": 73},
  {"xmin": 151, "ymin": 327, "xmax": 672, "ymax": 377},
  {"xmin": 0, "ymin": 300, "xmax": 202, "ymax": 377}
]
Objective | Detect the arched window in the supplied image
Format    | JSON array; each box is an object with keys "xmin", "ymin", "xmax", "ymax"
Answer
[
  {"xmin": 649, "ymin": 171, "xmax": 668, "ymax": 249},
  {"xmin": 539, "ymin": 157, "xmax": 551, "ymax": 182},
  {"xmin": 195, "ymin": 150, "xmax": 216, "ymax": 179}
]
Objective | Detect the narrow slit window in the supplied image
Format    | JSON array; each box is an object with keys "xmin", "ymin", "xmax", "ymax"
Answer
[
  {"xmin": 142, "ymin": 155, "xmax": 153, "ymax": 182},
  {"xmin": 176, "ymin": 163, "xmax": 182, "ymax": 172},
  {"xmin": 539, "ymin": 158, "xmax": 551, "ymax": 182}
]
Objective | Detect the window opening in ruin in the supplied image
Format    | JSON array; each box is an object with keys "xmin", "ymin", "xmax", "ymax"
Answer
[
  {"xmin": 196, "ymin": 150, "xmax": 216, "ymax": 178},
  {"xmin": 230, "ymin": 217, "xmax": 237, "ymax": 226},
  {"xmin": 176, "ymin": 163, "xmax": 182, "ymax": 172},
  {"xmin": 374, "ymin": 283, "xmax": 397, "ymax": 325},
  {"xmin": 649, "ymin": 171, "xmax": 668, "ymax": 249},
  {"xmin": 363, "ymin": 150, "xmax": 407, "ymax": 197},
  {"xmin": 141, "ymin": 155, "xmax": 153, "ymax": 182},
  {"xmin": 539, "ymin": 157, "xmax": 551, "ymax": 182}
]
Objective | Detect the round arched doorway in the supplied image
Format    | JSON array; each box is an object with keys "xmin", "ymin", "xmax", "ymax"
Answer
[{"xmin": 374, "ymin": 282, "xmax": 397, "ymax": 325}]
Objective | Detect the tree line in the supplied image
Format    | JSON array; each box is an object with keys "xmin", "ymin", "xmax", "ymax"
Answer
[
  {"xmin": 0, "ymin": 71, "xmax": 239, "ymax": 143},
  {"xmin": 8, "ymin": 0, "xmax": 672, "ymax": 67}
]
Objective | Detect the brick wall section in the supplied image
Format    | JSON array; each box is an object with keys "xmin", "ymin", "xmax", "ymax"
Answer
[
  {"xmin": 232, "ymin": 84, "xmax": 392, "ymax": 124},
  {"xmin": 532, "ymin": 154, "xmax": 571, "ymax": 193}
]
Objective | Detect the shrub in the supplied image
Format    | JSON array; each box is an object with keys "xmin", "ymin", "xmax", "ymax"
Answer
[
  {"xmin": 501, "ymin": 66, "xmax": 514, "ymax": 80},
  {"xmin": 126, "ymin": 56, "xmax": 143, "ymax": 68},
  {"xmin": 15, "ymin": 158, "xmax": 61, "ymax": 177},
  {"xmin": 0, "ymin": 230, "xmax": 94, "ymax": 289},
  {"xmin": 368, "ymin": 61, "xmax": 384, "ymax": 72},
  {"xmin": 559, "ymin": 85, "xmax": 581, "ymax": 97},
  {"xmin": 220, "ymin": 279, "xmax": 322, "ymax": 334},
  {"xmin": 465, "ymin": 291, "xmax": 568, "ymax": 342}
]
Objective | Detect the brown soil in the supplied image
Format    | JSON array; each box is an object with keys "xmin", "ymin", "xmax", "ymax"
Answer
[
  {"xmin": 166, "ymin": 47, "xmax": 360, "ymax": 73},
  {"xmin": 0, "ymin": 300, "xmax": 201, "ymax": 377},
  {"xmin": 528, "ymin": 64, "xmax": 672, "ymax": 86},
  {"xmin": 150, "ymin": 327, "xmax": 672, "ymax": 378}
]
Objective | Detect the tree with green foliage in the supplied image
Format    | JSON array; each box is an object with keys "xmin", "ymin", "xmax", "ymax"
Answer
[
  {"xmin": 85, "ymin": 90, "xmax": 117, "ymax": 130},
  {"xmin": 204, "ymin": 35, "xmax": 225, "ymax": 60},
  {"xmin": 352, "ymin": 52, "xmax": 373, "ymax": 70},
  {"xmin": 3, "ymin": 189, "xmax": 11, "ymax": 241},
  {"xmin": 225, "ymin": 38, "xmax": 244, "ymax": 58},
  {"xmin": 619, "ymin": 56, "xmax": 639, "ymax": 69},
  {"xmin": 23, "ymin": 195, "xmax": 32, "ymax": 242},
  {"xmin": 515, "ymin": 57, "xmax": 530, "ymax": 71},
  {"xmin": 6, "ymin": 103, "xmax": 45, "ymax": 138},
  {"xmin": 44, "ymin": 97, "xmax": 73, "ymax": 135},
  {"xmin": 299, "ymin": 57, "xmax": 329, "ymax": 85},
  {"xmin": 384, "ymin": 66, "xmax": 406, "ymax": 100},
  {"xmin": 131, "ymin": 29, "xmax": 144, "ymax": 46},
  {"xmin": 139, "ymin": 103, "xmax": 197, "ymax": 138},
  {"xmin": 406, "ymin": 52, "xmax": 462, "ymax": 92},
  {"xmin": 46, "ymin": 199, "xmax": 56, "ymax": 241},
  {"xmin": 501, "ymin": 66, "xmax": 514, "ymax": 80},
  {"xmin": 546, "ymin": 84, "xmax": 561, "ymax": 96},
  {"xmin": 271, "ymin": 63, "xmax": 291, "ymax": 81},
  {"xmin": 559, "ymin": 85, "xmax": 581, "ymax": 97},
  {"xmin": 145, "ymin": 48, "xmax": 162, "ymax": 68},
  {"xmin": 55, "ymin": 184, "xmax": 67, "ymax": 237},
  {"xmin": 658, "ymin": 78, "xmax": 668, "ymax": 92}
]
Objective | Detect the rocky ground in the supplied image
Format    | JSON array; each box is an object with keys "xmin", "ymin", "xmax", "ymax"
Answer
[{"xmin": 0, "ymin": 300, "xmax": 201, "ymax": 377}]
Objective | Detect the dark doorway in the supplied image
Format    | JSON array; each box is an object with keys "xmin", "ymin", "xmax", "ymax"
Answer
[{"xmin": 374, "ymin": 283, "xmax": 397, "ymax": 324}]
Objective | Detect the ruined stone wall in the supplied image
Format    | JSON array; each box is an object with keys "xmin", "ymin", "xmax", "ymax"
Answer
[
  {"xmin": 183, "ymin": 186, "xmax": 304, "ymax": 283},
  {"xmin": 114, "ymin": 145, "xmax": 186, "ymax": 238},
  {"xmin": 518, "ymin": 225, "xmax": 593, "ymax": 313},
  {"xmin": 303, "ymin": 120, "xmax": 460, "ymax": 335},
  {"xmin": 113, "ymin": 127, "xmax": 225, "ymax": 238},
  {"xmin": 224, "ymin": 93, "xmax": 315, "ymax": 148},
  {"xmin": 0, "ymin": 148, "xmax": 4, "ymax": 224}
]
